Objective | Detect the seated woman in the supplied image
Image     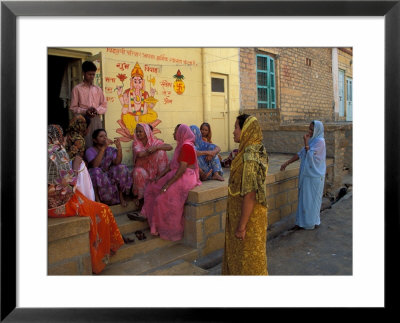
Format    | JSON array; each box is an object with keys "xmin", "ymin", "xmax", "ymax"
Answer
[
  {"xmin": 48, "ymin": 125, "xmax": 130, "ymax": 275},
  {"xmin": 128, "ymin": 124, "xmax": 202, "ymax": 241},
  {"xmin": 200, "ymin": 122, "xmax": 222, "ymax": 161},
  {"xmin": 190, "ymin": 125, "xmax": 224, "ymax": 181},
  {"xmin": 85, "ymin": 128, "xmax": 133, "ymax": 207},
  {"xmin": 64, "ymin": 115, "xmax": 95, "ymax": 201},
  {"xmin": 131, "ymin": 123, "xmax": 172, "ymax": 208}
]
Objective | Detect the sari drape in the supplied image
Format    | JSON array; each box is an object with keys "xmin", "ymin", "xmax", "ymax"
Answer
[
  {"xmin": 141, "ymin": 124, "xmax": 201, "ymax": 241},
  {"xmin": 295, "ymin": 120, "xmax": 326, "ymax": 229},
  {"xmin": 222, "ymin": 116, "xmax": 269, "ymax": 275},
  {"xmin": 86, "ymin": 146, "xmax": 133, "ymax": 205},
  {"xmin": 65, "ymin": 115, "xmax": 95, "ymax": 201},
  {"xmin": 190, "ymin": 125, "xmax": 223, "ymax": 179},
  {"xmin": 48, "ymin": 125, "xmax": 124, "ymax": 274},
  {"xmin": 132, "ymin": 123, "xmax": 169, "ymax": 199}
]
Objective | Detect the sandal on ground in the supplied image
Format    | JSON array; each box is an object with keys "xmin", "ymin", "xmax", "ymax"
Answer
[
  {"xmin": 127, "ymin": 211, "xmax": 147, "ymax": 222},
  {"xmin": 123, "ymin": 235, "xmax": 135, "ymax": 244},
  {"xmin": 135, "ymin": 230, "xmax": 147, "ymax": 240}
]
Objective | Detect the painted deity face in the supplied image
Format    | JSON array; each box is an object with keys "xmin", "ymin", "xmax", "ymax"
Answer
[
  {"xmin": 309, "ymin": 122, "xmax": 314, "ymax": 138},
  {"xmin": 200, "ymin": 124, "xmax": 210, "ymax": 139},
  {"xmin": 83, "ymin": 71, "xmax": 96, "ymax": 84},
  {"xmin": 135, "ymin": 125, "xmax": 146, "ymax": 141},
  {"xmin": 131, "ymin": 76, "xmax": 143, "ymax": 90},
  {"xmin": 93, "ymin": 130, "xmax": 108, "ymax": 146},
  {"xmin": 233, "ymin": 119, "xmax": 242, "ymax": 143}
]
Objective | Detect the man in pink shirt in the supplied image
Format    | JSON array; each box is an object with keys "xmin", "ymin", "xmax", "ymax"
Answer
[{"xmin": 70, "ymin": 61, "xmax": 107, "ymax": 147}]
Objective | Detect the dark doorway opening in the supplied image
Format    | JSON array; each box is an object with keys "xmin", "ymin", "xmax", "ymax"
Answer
[{"xmin": 48, "ymin": 55, "xmax": 80, "ymax": 131}]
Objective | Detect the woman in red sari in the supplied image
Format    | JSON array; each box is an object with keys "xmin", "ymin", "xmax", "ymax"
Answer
[
  {"xmin": 131, "ymin": 123, "xmax": 172, "ymax": 208},
  {"xmin": 48, "ymin": 124, "xmax": 127, "ymax": 274},
  {"xmin": 130, "ymin": 124, "xmax": 201, "ymax": 241}
]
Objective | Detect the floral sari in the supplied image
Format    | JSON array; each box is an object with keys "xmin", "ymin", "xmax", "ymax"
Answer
[
  {"xmin": 48, "ymin": 125, "xmax": 124, "ymax": 274},
  {"xmin": 222, "ymin": 116, "xmax": 269, "ymax": 275},
  {"xmin": 190, "ymin": 125, "xmax": 223, "ymax": 179},
  {"xmin": 132, "ymin": 123, "xmax": 169, "ymax": 199},
  {"xmin": 86, "ymin": 146, "xmax": 133, "ymax": 205}
]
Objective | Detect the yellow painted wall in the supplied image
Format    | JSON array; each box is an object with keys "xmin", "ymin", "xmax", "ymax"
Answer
[{"xmin": 63, "ymin": 47, "xmax": 240, "ymax": 166}]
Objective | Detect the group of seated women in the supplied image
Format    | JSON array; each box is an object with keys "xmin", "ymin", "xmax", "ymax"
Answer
[{"xmin": 48, "ymin": 117, "xmax": 227, "ymax": 274}]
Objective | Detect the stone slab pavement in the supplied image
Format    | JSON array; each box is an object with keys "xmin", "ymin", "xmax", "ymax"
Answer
[
  {"xmin": 206, "ymin": 186, "xmax": 352, "ymax": 275},
  {"xmin": 267, "ymin": 191, "xmax": 352, "ymax": 275}
]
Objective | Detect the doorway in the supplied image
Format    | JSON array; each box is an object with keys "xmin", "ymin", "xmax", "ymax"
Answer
[
  {"xmin": 48, "ymin": 55, "xmax": 82, "ymax": 131},
  {"xmin": 346, "ymin": 77, "xmax": 353, "ymax": 121},
  {"xmin": 210, "ymin": 73, "xmax": 229, "ymax": 152}
]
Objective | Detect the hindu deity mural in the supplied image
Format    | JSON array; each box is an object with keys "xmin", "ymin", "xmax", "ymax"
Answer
[{"xmin": 116, "ymin": 62, "xmax": 161, "ymax": 141}]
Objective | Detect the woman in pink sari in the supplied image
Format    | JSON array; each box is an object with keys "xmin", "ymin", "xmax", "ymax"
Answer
[
  {"xmin": 130, "ymin": 124, "xmax": 201, "ymax": 241},
  {"xmin": 131, "ymin": 123, "xmax": 172, "ymax": 208}
]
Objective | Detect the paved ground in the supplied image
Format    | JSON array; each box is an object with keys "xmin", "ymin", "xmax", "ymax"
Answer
[
  {"xmin": 267, "ymin": 191, "xmax": 352, "ymax": 275},
  {"xmin": 206, "ymin": 172, "xmax": 353, "ymax": 276}
]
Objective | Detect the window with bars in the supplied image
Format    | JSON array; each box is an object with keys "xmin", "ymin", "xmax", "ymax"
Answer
[{"xmin": 256, "ymin": 54, "xmax": 276, "ymax": 109}]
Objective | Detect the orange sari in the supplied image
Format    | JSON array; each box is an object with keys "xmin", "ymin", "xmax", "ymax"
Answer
[{"xmin": 49, "ymin": 189, "xmax": 124, "ymax": 274}]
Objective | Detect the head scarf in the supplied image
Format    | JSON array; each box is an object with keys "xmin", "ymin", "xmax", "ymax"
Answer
[
  {"xmin": 190, "ymin": 125, "xmax": 216, "ymax": 151},
  {"xmin": 48, "ymin": 124, "xmax": 64, "ymax": 145},
  {"xmin": 48, "ymin": 124, "xmax": 71, "ymax": 171},
  {"xmin": 229, "ymin": 116, "xmax": 268, "ymax": 207},
  {"xmin": 132, "ymin": 123, "xmax": 165, "ymax": 163},
  {"xmin": 170, "ymin": 124, "xmax": 200, "ymax": 184},
  {"xmin": 65, "ymin": 115, "xmax": 87, "ymax": 160},
  {"xmin": 48, "ymin": 124, "xmax": 76, "ymax": 205},
  {"xmin": 310, "ymin": 120, "xmax": 324, "ymax": 143},
  {"xmin": 298, "ymin": 120, "xmax": 326, "ymax": 178}
]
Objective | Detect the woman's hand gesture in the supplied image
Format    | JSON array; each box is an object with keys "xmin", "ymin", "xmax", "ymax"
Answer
[
  {"xmin": 235, "ymin": 227, "xmax": 246, "ymax": 241},
  {"xmin": 114, "ymin": 137, "xmax": 122, "ymax": 149}
]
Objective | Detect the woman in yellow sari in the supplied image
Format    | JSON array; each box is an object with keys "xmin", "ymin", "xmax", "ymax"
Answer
[{"xmin": 222, "ymin": 114, "xmax": 269, "ymax": 275}]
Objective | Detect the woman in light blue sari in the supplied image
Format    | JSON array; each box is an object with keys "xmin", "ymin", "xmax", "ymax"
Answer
[
  {"xmin": 190, "ymin": 125, "xmax": 224, "ymax": 181},
  {"xmin": 280, "ymin": 120, "xmax": 326, "ymax": 230}
]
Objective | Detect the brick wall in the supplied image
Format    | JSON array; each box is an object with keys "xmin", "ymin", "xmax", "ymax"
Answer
[{"xmin": 240, "ymin": 47, "xmax": 335, "ymax": 124}]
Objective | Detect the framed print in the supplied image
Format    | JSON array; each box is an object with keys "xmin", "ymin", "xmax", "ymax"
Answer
[{"xmin": 1, "ymin": 0, "xmax": 398, "ymax": 321}]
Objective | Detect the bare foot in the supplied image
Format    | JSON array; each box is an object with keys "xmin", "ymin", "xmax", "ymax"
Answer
[
  {"xmin": 212, "ymin": 173, "xmax": 225, "ymax": 181},
  {"xmin": 119, "ymin": 192, "xmax": 128, "ymax": 207},
  {"xmin": 200, "ymin": 169, "xmax": 212, "ymax": 181}
]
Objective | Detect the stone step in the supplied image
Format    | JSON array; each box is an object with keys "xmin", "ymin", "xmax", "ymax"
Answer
[
  {"xmin": 115, "ymin": 213, "xmax": 149, "ymax": 236},
  {"xmin": 109, "ymin": 197, "xmax": 139, "ymax": 216},
  {"xmin": 109, "ymin": 228, "xmax": 177, "ymax": 265},
  {"xmin": 145, "ymin": 259, "xmax": 209, "ymax": 275},
  {"xmin": 101, "ymin": 243, "xmax": 198, "ymax": 275}
]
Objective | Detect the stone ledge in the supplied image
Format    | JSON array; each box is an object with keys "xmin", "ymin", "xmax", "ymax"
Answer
[
  {"xmin": 48, "ymin": 216, "xmax": 90, "ymax": 242},
  {"xmin": 187, "ymin": 172, "xmax": 229, "ymax": 204}
]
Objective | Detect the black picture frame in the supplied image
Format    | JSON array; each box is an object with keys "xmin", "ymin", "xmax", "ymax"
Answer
[{"xmin": 1, "ymin": 0, "xmax": 398, "ymax": 321}]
